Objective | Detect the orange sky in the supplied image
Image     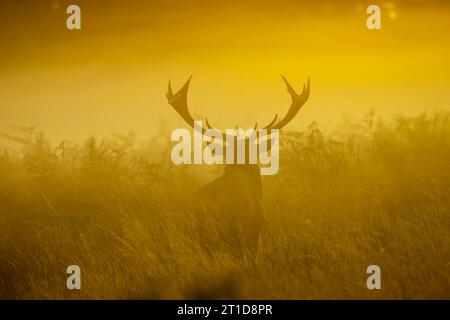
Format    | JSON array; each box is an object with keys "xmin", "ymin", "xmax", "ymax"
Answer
[{"xmin": 1, "ymin": 0, "xmax": 450, "ymax": 142}]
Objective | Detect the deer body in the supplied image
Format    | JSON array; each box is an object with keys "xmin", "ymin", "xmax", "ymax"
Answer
[{"xmin": 194, "ymin": 164, "xmax": 264, "ymax": 250}]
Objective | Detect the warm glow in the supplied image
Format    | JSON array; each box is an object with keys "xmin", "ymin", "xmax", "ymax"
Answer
[{"xmin": 0, "ymin": 0, "xmax": 449, "ymax": 141}]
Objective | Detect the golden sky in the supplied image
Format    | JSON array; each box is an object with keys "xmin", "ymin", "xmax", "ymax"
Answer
[{"xmin": 1, "ymin": 0, "xmax": 450, "ymax": 142}]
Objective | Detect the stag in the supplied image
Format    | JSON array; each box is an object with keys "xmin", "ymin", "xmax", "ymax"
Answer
[{"xmin": 167, "ymin": 76, "xmax": 310, "ymax": 251}]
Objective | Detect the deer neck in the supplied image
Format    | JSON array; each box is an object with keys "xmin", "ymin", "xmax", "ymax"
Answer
[{"xmin": 223, "ymin": 164, "xmax": 262, "ymax": 197}]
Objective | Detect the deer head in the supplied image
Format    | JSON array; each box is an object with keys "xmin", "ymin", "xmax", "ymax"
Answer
[{"xmin": 167, "ymin": 75, "xmax": 310, "ymax": 176}]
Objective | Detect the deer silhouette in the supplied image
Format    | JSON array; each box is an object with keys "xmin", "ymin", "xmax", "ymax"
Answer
[{"xmin": 167, "ymin": 76, "xmax": 310, "ymax": 251}]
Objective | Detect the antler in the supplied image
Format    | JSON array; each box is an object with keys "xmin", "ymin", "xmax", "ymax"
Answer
[
  {"xmin": 262, "ymin": 76, "xmax": 310, "ymax": 130},
  {"xmin": 167, "ymin": 77, "xmax": 233, "ymax": 141},
  {"xmin": 167, "ymin": 75, "xmax": 206, "ymax": 132}
]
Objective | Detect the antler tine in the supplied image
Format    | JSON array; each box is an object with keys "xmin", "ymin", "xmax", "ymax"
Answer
[
  {"xmin": 205, "ymin": 117, "xmax": 214, "ymax": 129},
  {"xmin": 169, "ymin": 76, "xmax": 192, "ymax": 102},
  {"xmin": 263, "ymin": 114, "xmax": 278, "ymax": 129},
  {"xmin": 281, "ymin": 75, "xmax": 296, "ymax": 98},
  {"xmin": 166, "ymin": 80, "xmax": 174, "ymax": 99}
]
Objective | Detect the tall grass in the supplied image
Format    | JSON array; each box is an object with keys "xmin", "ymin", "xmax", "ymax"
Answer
[{"xmin": 0, "ymin": 111, "xmax": 449, "ymax": 299}]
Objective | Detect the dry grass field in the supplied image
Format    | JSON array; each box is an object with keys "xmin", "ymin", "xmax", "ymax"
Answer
[{"xmin": 0, "ymin": 111, "xmax": 449, "ymax": 299}]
